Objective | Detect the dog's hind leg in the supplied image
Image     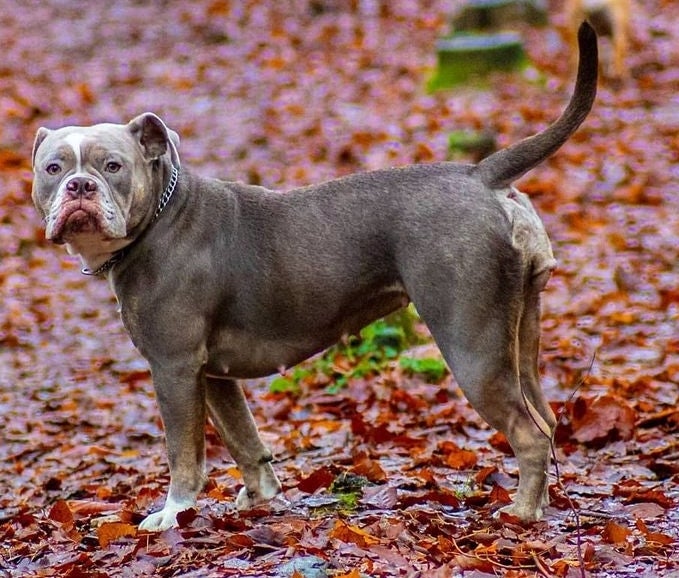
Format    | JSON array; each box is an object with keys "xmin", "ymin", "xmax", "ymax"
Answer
[
  {"xmin": 205, "ymin": 376, "xmax": 282, "ymax": 509},
  {"xmin": 413, "ymin": 268, "xmax": 552, "ymax": 521},
  {"xmin": 516, "ymin": 270, "xmax": 557, "ymax": 509}
]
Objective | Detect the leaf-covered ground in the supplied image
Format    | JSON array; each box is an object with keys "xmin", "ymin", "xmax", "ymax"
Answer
[{"xmin": 1, "ymin": 0, "xmax": 678, "ymax": 576}]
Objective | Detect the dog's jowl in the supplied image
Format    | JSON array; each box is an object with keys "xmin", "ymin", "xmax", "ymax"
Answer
[{"xmin": 31, "ymin": 23, "xmax": 598, "ymax": 531}]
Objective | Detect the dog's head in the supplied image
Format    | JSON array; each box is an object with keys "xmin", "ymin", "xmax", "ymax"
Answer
[{"xmin": 31, "ymin": 113, "xmax": 180, "ymax": 254}]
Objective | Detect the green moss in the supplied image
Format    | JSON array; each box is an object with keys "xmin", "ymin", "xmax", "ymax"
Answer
[
  {"xmin": 427, "ymin": 32, "xmax": 527, "ymax": 90},
  {"xmin": 399, "ymin": 356, "xmax": 448, "ymax": 383}
]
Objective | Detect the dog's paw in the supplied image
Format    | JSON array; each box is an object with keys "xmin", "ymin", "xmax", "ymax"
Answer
[
  {"xmin": 139, "ymin": 510, "xmax": 178, "ymax": 532},
  {"xmin": 497, "ymin": 502, "xmax": 543, "ymax": 523},
  {"xmin": 235, "ymin": 487, "xmax": 261, "ymax": 510},
  {"xmin": 138, "ymin": 497, "xmax": 197, "ymax": 532},
  {"xmin": 235, "ymin": 466, "xmax": 282, "ymax": 511}
]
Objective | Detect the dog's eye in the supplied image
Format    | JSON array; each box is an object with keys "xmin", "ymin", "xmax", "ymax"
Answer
[
  {"xmin": 46, "ymin": 163, "xmax": 61, "ymax": 175},
  {"xmin": 105, "ymin": 161, "xmax": 122, "ymax": 173}
]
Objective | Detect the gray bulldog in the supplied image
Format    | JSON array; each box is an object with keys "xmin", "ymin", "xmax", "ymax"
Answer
[{"xmin": 31, "ymin": 23, "xmax": 597, "ymax": 531}]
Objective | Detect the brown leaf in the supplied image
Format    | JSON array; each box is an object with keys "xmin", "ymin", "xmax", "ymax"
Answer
[
  {"xmin": 488, "ymin": 431, "xmax": 513, "ymax": 455},
  {"xmin": 67, "ymin": 500, "xmax": 121, "ymax": 519},
  {"xmin": 226, "ymin": 533, "xmax": 255, "ymax": 549},
  {"xmin": 399, "ymin": 489, "xmax": 460, "ymax": 509},
  {"xmin": 474, "ymin": 465, "xmax": 499, "ymax": 485},
  {"xmin": 571, "ymin": 394, "xmax": 636, "ymax": 445},
  {"xmin": 582, "ymin": 541, "xmax": 597, "ymax": 562},
  {"xmin": 613, "ymin": 480, "xmax": 674, "ymax": 508},
  {"xmin": 636, "ymin": 522, "xmax": 675, "ymax": 546},
  {"xmin": 451, "ymin": 553, "xmax": 496, "ymax": 573},
  {"xmin": 297, "ymin": 465, "xmax": 336, "ymax": 493},
  {"xmin": 176, "ymin": 508, "xmax": 197, "ymax": 527},
  {"xmin": 49, "ymin": 500, "xmax": 74, "ymax": 528},
  {"xmin": 628, "ymin": 502, "xmax": 667, "ymax": 519},
  {"xmin": 488, "ymin": 484, "xmax": 512, "ymax": 505},
  {"xmin": 0, "ymin": 149, "xmax": 28, "ymax": 170}
]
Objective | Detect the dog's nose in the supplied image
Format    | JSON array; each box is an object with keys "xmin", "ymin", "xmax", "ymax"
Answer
[{"xmin": 65, "ymin": 177, "xmax": 98, "ymax": 199}]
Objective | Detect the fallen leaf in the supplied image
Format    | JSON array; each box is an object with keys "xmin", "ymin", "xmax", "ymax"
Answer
[
  {"xmin": 329, "ymin": 520, "xmax": 380, "ymax": 548},
  {"xmin": 49, "ymin": 500, "xmax": 74, "ymax": 527},
  {"xmin": 97, "ymin": 522, "xmax": 137, "ymax": 548},
  {"xmin": 602, "ymin": 521, "xmax": 631, "ymax": 545},
  {"xmin": 571, "ymin": 394, "xmax": 636, "ymax": 444},
  {"xmin": 298, "ymin": 465, "xmax": 336, "ymax": 493}
]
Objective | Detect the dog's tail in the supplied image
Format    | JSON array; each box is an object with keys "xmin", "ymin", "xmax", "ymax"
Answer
[{"xmin": 472, "ymin": 21, "xmax": 598, "ymax": 189}]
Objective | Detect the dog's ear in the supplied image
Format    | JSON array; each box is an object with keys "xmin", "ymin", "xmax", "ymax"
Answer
[
  {"xmin": 32, "ymin": 127, "xmax": 52, "ymax": 168},
  {"xmin": 127, "ymin": 112, "xmax": 181, "ymax": 169}
]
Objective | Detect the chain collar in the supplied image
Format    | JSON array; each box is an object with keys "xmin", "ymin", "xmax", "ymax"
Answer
[{"xmin": 82, "ymin": 166, "xmax": 179, "ymax": 276}]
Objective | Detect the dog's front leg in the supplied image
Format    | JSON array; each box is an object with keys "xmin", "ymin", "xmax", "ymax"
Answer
[
  {"xmin": 205, "ymin": 376, "xmax": 282, "ymax": 508},
  {"xmin": 138, "ymin": 362, "xmax": 208, "ymax": 532}
]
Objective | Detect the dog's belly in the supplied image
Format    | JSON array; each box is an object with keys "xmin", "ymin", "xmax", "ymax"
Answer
[
  {"xmin": 205, "ymin": 332, "xmax": 320, "ymax": 378},
  {"xmin": 205, "ymin": 284, "xmax": 409, "ymax": 379}
]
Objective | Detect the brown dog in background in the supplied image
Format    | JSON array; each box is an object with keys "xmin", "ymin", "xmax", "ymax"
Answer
[{"xmin": 565, "ymin": 0, "xmax": 630, "ymax": 79}]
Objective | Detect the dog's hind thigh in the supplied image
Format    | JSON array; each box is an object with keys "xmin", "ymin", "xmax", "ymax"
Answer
[
  {"xmin": 205, "ymin": 376, "xmax": 282, "ymax": 509},
  {"xmin": 418, "ymin": 286, "xmax": 552, "ymax": 521}
]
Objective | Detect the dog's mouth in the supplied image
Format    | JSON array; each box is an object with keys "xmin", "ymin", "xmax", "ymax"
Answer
[{"xmin": 49, "ymin": 201, "xmax": 107, "ymax": 244}]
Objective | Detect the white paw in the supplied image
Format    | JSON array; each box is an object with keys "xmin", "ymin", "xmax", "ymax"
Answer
[{"xmin": 138, "ymin": 497, "xmax": 196, "ymax": 532}]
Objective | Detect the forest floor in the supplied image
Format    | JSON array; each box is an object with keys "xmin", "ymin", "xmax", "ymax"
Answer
[{"xmin": 0, "ymin": 0, "xmax": 678, "ymax": 576}]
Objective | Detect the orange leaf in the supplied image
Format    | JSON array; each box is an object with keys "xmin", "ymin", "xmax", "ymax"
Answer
[
  {"xmin": 635, "ymin": 518, "xmax": 676, "ymax": 545},
  {"xmin": 97, "ymin": 522, "xmax": 137, "ymax": 548},
  {"xmin": 350, "ymin": 453, "xmax": 387, "ymax": 483},
  {"xmin": 444, "ymin": 446, "xmax": 477, "ymax": 469},
  {"xmin": 329, "ymin": 519, "xmax": 380, "ymax": 548},
  {"xmin": 602, "ymin": 521, "xmax": 631, "ymax": 544}
]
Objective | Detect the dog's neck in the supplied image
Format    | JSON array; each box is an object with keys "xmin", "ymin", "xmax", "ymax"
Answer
[{"xmin": 80, "ymin": 166, "xmax": 179, "ymax": 276}]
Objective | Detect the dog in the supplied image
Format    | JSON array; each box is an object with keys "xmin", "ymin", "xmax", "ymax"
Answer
[
  {"xmin": 565, "ymin": 0, "xmax": 629, "ymax": 79},
  {"xmin": 31, "ymin": 23, "xmax": 597, "ymax": 531}
]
